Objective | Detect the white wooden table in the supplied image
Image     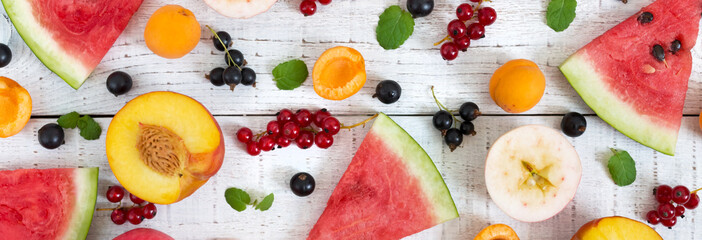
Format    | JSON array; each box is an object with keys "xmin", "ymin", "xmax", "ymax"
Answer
[{"xmin": 1, "ymin": 0, "xmax": 701, "ymax": 239}]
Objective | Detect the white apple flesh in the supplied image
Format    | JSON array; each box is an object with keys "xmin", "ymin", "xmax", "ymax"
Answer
[
  {"xmin": 485, "ymin": 125, "xmax": 582, "ymax": 222},
  {"xmin": 203, "ymin": 0, "xmax": 277, "ymax": 19}
]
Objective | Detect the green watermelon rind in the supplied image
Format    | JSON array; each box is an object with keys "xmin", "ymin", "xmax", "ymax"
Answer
[
  {"xmin": 559, "ymin": 52, "xmax": 677, "ymax": 155},
  {"xmin": 372, "ymin": 113, "xmax": 459, "ymax": 222},
  {"xmin": 65, "ymin": 167, "xmax": 99, "ymax": 240},
  {"xmin": 2, "ymin": 0, "xmax": 91, "ymax": 89}
]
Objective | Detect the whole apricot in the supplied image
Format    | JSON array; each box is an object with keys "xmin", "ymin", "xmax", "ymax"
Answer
[
  {"xmin": 489, "ymin": 59, "xmax": 545, "ymax": 113},
  {"xmin": 145, "ymin": 5, "xmax": 201, "ymax": 59}
]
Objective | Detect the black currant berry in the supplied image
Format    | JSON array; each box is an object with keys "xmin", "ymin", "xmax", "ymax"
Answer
[
  {"xmin": 561, "ymin": 112, "xmax": 587, "ymax": 137},
  {"xmin": 459, "ymin": 121, "xmax": 476, "ymax": 136},
  {"xmin": 222, "ymin": 66, "xmax": 242, "ymax": 86},
  {"xmin": 432, "ymin": 110, "xmax": 453, "ymax": 131},
  {"xmin": 240, "ymin": 67, "xmax": 256, "ymax": 86},
  {"xmin": 373, "ymin": 80, "xmax": 401, "ymax": 104},
  {"xmin": 290, "ymin": 172, "xmax": 315, "ymax": 197},
  {"xmin": 407, "ymin": 0, "xmax": 434, "ymax": 18},
  {"xmin": 212, "ymin": 31, "xmax": 231, "ymax": 52},
  {"xmin": 0, "ymin": 43, "xmax": 11, "ymax": 68},
  {"xmin": 38, "ymin": 123, "xmax": 64, "ymax": 149},
  {"xmin": 459, "ymin": 102, "xmax": 481, "ymax": 121},
  {"xmin": 444, "ymin": 128, "xmax": 463, "ymax": 152},
  {"xmin": 225, "ymin": 49, "xmax": 245, "ymax": 67},
  {"xmin": 106, "ymin": 71, "xmax": 133, "ymax": 97},
  {"xmin": 208, "ymin": 67, "xmax": 225, "ymax": 86}
]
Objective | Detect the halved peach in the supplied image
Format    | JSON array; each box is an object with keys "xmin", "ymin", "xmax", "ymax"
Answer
[
  {"xmin": 0, "ymin": 76, "xmax": 32, "ymax": 138},
  {"xmin": 571, "ymin": 216, "xmax": 662, "ymax": 240},
  {"xmin": 474, "ymin": 224, "xmax": 520, "ymax": 240},
  {"xmin": 313, "ymin": 46, "xmax": 366, "ymax": 100},
  {"xmin": 106, "ymin": 92, "xmax": 224, "ymax": 204}
]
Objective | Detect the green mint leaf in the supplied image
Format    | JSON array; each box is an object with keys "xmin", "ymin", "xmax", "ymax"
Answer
[
  {"xmin": 255, "ymin": 193, "xmax": 274, "ymax": 211},
  {"xmin": 77, "ymin": 115, "xmax": 102, "ymax": 140},
  {"xmin": 376, "ymin": 5, "xmax": 415, "ymax": 50},
  {"xmin": 224, "ymin": 188, "xmax": 251, "ymax": 212},
  {"xmin": 607, "ymin": 149, "xmax": 636, "ymax": 186},
  {"xmin": 57, "ymin": 112, "xmax": 80, "ymax": 129},
  {"xmin": 546, "ymin": 0, "xmax": 577, "ymax": 32},
  {"xmin": 272, "ymin": 59, "xmax": 309, "ymax": 90}
]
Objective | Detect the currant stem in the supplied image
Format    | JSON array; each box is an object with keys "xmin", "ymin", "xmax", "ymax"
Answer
[
  {"xmin": 96, "ymin": 202, "xmax": 122, "ymax": 211},
  {"xmin": 341, "ymin": 113, "xmax": 379, "ymax": 130},
  {"xmin": 434, "ymin": 0, "xmax": 486, "ymax": 46},
  {"xmin": 205, "ymin": 25, "xmax": 241, "ymax": 71},
  {"xmin": 254, "ymin": 131, "xmax": 267, "ymax": 141},
  {"xmin": 431, "ymin": 86, "xmax": 461, "ymax": 126},
  {"xmin": 434, "ymin": 36, "xmax": 451, "ymax": 46},
  {"xmin": 692, "ymin": 187, "xmax": 702, "ymax": 194}
]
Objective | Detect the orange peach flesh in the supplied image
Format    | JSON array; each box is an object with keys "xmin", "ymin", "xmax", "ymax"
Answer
[
  {"xmin": 571, "ymin": 216, "xmax": 662, "ymax": 240},
  {"xmin": 0, "ymin": 77, "xmax": 32, "ymax": 138},
  {"xmin": 107, "ymin": 92, "xmax": 224, "ymax": 204}
]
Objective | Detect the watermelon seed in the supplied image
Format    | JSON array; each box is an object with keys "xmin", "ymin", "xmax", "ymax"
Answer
[
  {"xmin": 652, "ymin": 44, "xmax": 665, "ymax": 62},
  {"xmin": 670, "ymin": 40, "xmax": 681, "ymax": 54},
  {"xmin": 638, "ymin": 12, "xmax": 653, "ymax": 24}
]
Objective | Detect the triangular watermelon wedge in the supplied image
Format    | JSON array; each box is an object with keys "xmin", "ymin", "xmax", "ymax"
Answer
[
  {"xmin": 308, "ymin": 113, "xmax": 458, "ymax": 239},
  {"xmin": 559, "ymin": 0, "xmax": 702, "ymax": 155},
  {"xmin": 1, "ymin": 0, "xmax": 143, "ymax": 89}
]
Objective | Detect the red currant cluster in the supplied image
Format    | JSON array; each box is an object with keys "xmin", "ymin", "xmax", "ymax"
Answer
[
  {"xmin": 438, "ymin": 0, "xmax": 497, "ymax": 60},
  {"xmin": 299, "ymin": 0, "xmax": 331, "ymax": 16},
  {"xmin": 237, "ymin": 109, "xmax": 341, "ymax": 156},
  {"xmin": 646, "ymin": 185, "xmax": 699, "ymax": 228},
  {"xmin": 106, "ymin": 186, "xmax": 158, "ymax": 225}
]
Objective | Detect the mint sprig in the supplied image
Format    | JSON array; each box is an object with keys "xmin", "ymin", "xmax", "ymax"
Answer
[
  {"xmin": 546, "ymin": 0, "xmax": 577, "ymax": 32},
  {"xmin": 607, "ymin": 148, "xmax": 636, "ymax": 186},
  {"xmin": 376, "ymin": 5, "xmax": 415, "ymax": 50},
  {"xmin": 57, "ymin": 112, "xmax": 102, "ymax": 140},
  {"xmin": 224, "ymin": 187, "xmax": 274, "ymax": 212}
]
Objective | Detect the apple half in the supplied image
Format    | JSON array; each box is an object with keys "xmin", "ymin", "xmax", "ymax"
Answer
[
  {"xmin": 106, "ymin": 92, "xmax": 225, "ymax": 205},
  {"xmin": 485, "ymin": 125, "xmax": 582, "ymax": 222},
  {"xmin": 203, "ymin": 0, "xmax": 277, "ymax": 19}
]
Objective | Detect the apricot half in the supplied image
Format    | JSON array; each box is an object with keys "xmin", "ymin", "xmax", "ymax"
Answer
[
  {"xmin": 0, "ymin": 77, "xmax": 31, "ymax": 138},
  {"xmin": 474, "ymin": 224, "xmax": 520, "ymax": 240},
  {"xmin": 489, "ymin": 59, "xmax": 545, "ymax": 113},
  {"xmin": 313, "ymin": 46, "xmax": 366, "ymax": 100},
  {"xmin": 145, "ymin": 5, "xmax": 201, "ymax": 59},
  {"xmin": 106, "ymin": 92, "xmax": 224, "ymax": 204}
]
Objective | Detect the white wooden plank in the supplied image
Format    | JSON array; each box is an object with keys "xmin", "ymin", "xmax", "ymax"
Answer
[
  {"xmin": 1, "ymin": 0, "xmax": 701, "ymax": 116},
  {"xmin": 0, "ymin": 116, "xmax": 699, "ymax": 239}
]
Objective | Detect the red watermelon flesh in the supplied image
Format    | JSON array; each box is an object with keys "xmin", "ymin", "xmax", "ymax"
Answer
[
  {"xmin": 308, "ymin": 113, "xmax": 458, "ymax": 240},
  {"xmin": 0, "ymin": 168, "xmax": 98, "ymax": 240},
  {"xmin": 2, "ymin": 0, "xmax": 143, "ymax": 89},
  {"xmin": 559, "ymin": 0, "xmax": 702, "ymax": 155}
]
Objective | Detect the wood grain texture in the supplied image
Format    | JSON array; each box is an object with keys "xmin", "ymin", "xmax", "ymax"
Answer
[
  {"xmin": 0, "ymin": 116, "xmax": 699, "ymax": 239},
  {"xmin": 1, "ymin": 0, "xmax": 701, "ymax": 116}
]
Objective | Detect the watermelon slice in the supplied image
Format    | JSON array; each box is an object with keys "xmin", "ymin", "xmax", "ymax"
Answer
[
  {"xmin": 559, "ymin": 0, "xmax": 702, "ymax": 155},
  {"xmin": 1, "ymin": 0, "xmax": 143, "ymax": 89},
  {"xmin": 0, "ymin": 167, "xmax": 98, "ymax": 239},
  {"xmin": 308, "ymin": 113, "xmax": 458, "ymax": 239}
]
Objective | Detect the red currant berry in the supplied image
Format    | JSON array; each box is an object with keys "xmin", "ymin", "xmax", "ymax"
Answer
[
  {"xmin": 672, "ymin": 185, "xmax": 691, "ymax": 204},
  {"xmin": 454, "ymin": 36, "xmax": 471, "ymax": 51},
  {"xmin": 294, "ymin": 109, "xmax": 313, "ymax": 127},
  {"xmin": 127, "ymin": 207, "xmax": 144, "ymax": 225},
  {"xmin": 661, "ymin": 217, "xmax": 677, "ymax": 228},
  {"xmin": 469, "ymin": 0, "xmax": 481, "ymax": 2},
  {"xmin": 295, "ymin": 131, "xmax": 314, "ymax": 149},
  {"xmin": 321, "ymin": 117, "xmax": 341, "ymax": 135},
  {"xmin": 111, "ymin": 208, "xmax": 127, "ymax": 225},
  {"xmin": 318, "ymin": 0, "xmax": 331, "ymax": 5},
  {"xmin": 658, "ymin": 203, "xmax": 676, "ymax": 220},
  {"xmin": 646, "ymin": 210, "xmax": 660, "ymax": 225},
  {"xmin": 655, "ymin": 185, "xmax": 673, "ymax": 203},
  {"xmin": 142, "ymin": 203, "xmax": 157, "ymax": 219},
  {"xmin": 300, "ymin": 0, "xmax": 317, "ymax": 16},
  {"xmin": 456, "ymin": 4, "xmax": 473, "ymax": 21},
  {"xmin": 467, "ymin": 23, "xmax": 485, "ymax": 40},
  {"xmin": 258, "ymin": 135, "xmax": 276, "ymax": 151},
  {"xmin": 684, "ymin": 193, "xmax": 699, "ymax": 209},
  {"xmin": 440, "ymin": 42, "xmax": 459, "ymax": 61},
  {"xmin": 266, "ymin": 121, "xmax": 281, "ymax": 136},
  {"xmin": 477, "ymin": 7, "xmax": 497, "ymax": 26},
  {"xmin": 246, "ymin": 141, "xmax": 261, "ymax": 156},
  {"xmin": 675, "ymin": 205, "xmax": 685, "ymax": 217},
  {"xmin": 276, "ymin": 136, "xmax": 292, "ymax": 148},
  {"xmin": 312, "ymin": 109, "xmax": 332, "ymax": 127},
  {"xmin": 130, "ymin": 193, "xmax": 145, "ymax": 204},
  {"xmin": 106, "ymin": 186, "xmax": 125, "ymax": 203},
  {"xmin": 282, "ymin": 122, "xmax": 301, "ymax": 139},
  {"xmin": 314, "ymin": 132, "xmax": 334, "ymax": 149},
  {"xmin": 447, "ymin": 19, "xmax": 467, "ymax": 39},
  {"xmin": 277, "ymin": 109, "xmax": 294, "ymax": 123},
  {"xmin": 236, "ymin": 127, "xmax": 253, "ymax": 143}
]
